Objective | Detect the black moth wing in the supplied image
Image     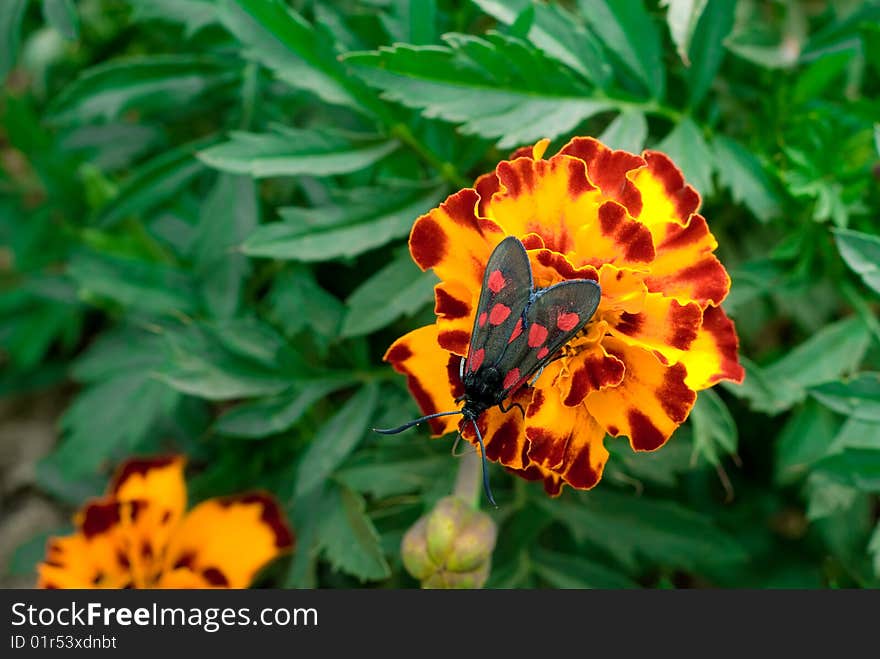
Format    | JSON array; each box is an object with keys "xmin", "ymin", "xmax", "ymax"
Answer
[
  {"xmin": 495, "ymin": 278, "xmax": 602, "ymax": 399},
  {"xmin": 464, "ymin": 236, "xmax": 534, "ymax": 376}
]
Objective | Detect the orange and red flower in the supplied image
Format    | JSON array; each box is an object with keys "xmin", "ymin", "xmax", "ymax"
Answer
[
  {"xmin": 385, "ymin": 137, "xmax": 744, "ymax": 496},
  {"xmin": 37, "ymin": 456, "xmax": 293, "ymax": 588}
]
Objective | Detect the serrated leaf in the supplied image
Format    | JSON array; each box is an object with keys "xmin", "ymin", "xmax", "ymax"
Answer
[
  {"xmin": 689, "ymin": 389, "xmax": 738, "ymax": 467},
  {"xmin": 577, "ymin": 0, "xmax": 665, "ymax": 98},
  {"xmin": 243, "ymin": 187, "xmax": 446, "ymax": 261},
  {"xmin": 598, "ymin": 110, "xmax": 648, "ymax": 154},
  {"xmin": 336, "ymin": 456, "xmax": 448, "ymax": 498},
  {"xmin": 0, "ymin": 0, "xmax": 27, "ymax": 80},
  {"xmin": 42, "ymin": 0, "xmax": 79, "ymax": 40},
  {"xmin": 128, "ymin": 0, "xmax": 218, "ymax": 37},
  {"xmin": 295, "ymin": 384, "xmax": 378, "ymax": 498},
  {"xmin": 345, "ymin": 33, "xmax": 613, "ymax": 147},
  {"xmin": 809, "ymin": 373, "xmax": 880, "ymax": 422},
  {"xmin": 660, "ymin": 0, "xmax": 707, "ymax": 65},
  {"xmin": 685, "ymin": 0, "xmax": 735, "ymax": 107},
  {"xmin": 341, "ymin": 250, "xmax": 437, "ymax": 337},
  {"xmin": 833, "ymin": 228, "xmax": 880, "ymax": 296},
  {"xmin": 531, "ymin": 548, "xmax": 638, "ymax": 589},
  {"xmin": 49, "ymin": 56, "xmax": 235, "ymax": 124},
  {"xmin": 198, "ymin": 127, "xmax": 398, "ymax": 178},
  {"xmin": 317, "ymin": 484, "xmax": 391, "ymax": 581},
  {"xmin": 268, "ymin": 267, "xmax": 344, "ymax": 339},
  {"xmin": 657, "ymin": 117, "xmax": 714, "ymax": 195},
  {"xmin": 218, "ymin": 0, "xmax": 380, "ymax": 116},
  {"xmin": 712, "ymin": 136, "xmax": 781, "ymax": 222}
]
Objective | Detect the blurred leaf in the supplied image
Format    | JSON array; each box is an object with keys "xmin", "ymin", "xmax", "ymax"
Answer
[
  {"xmin": 0, "ymin": 0, "xmax": 27, "ymax": 80},
  {"xmin": 42, "ymin": 0, "xmax": 79, "ymax": 40},
  {"xmin": 317, "ymin": 484, "xmax": 391, "ymax": 581},
  {"xmin": 243, "ymin": 187, "xmax": 445, "ymax": 261},
  {"xmin": 198, "ymin": 127, "xmax": 398, "ymax": 178},
  {"xmin": 712, "ymin": 136, "xmax": 782, "ymax": 222},
  {"xmin": 218, "ymin": 0, "xmax": 380, "ymax": 115},
  {"xmin": 129, "ymin": 0, "xmax": 218, "ymax": 37},
  {"xmin": 268, "ymin": 267, "xmax": 344, "ymax": 339},
  {"xmin": 9, "ymin": 529, "xmax": 69, "ymax": 576},
  {"xmin": 775, "ymin": 400, "xmax": 840, "ymax": 485},
  {"xmin": 193, "ymin": 173, "xmax": 258, "ymax": 318},
  {"xmin": 806, "ymin": 472, "xmax": 860, "ymax": 521},
  {"xmin": 660, "ymin": 0, "xmax": 707, "ymax": 65},
  {"xmin": 345, "ymin": 33, "xmax": 613, "ymax": 147},
  {"xmin": 815, "ymin": 449, "xmax": 880, "ymax": 492},
  {"xmin": 472, "ymin": 0, "xmax": 611, "ymax": 86},
  {"xmin": 341, "ymin": 250, "xmax": 437, "ymax": 337},
  {"xmin": 684, "ymin": 0, "xmax": 735, "ymax": 107},
  {"xmin": 689, "ymin": 389, "xmax": 738, "ymax": 467},
  {"xmin": 830, "ymin": 418, "xmax": 880, "ymax": 452},
  {"xmin": 49, "ymin": 56, "xmax": 235, "ymax": 124},
  {"xmin": 295, "ymin": 384, "xmax": 378, "ymax": 498},
  {"xmin": 531, "ymin": 548, "xmax": 637, "ymax": 589},
  {"xmin": 215, "ymin": 381, "xmax": 349, "ymax": 438},
  {"xmin": 833, "ymin": 228, "xmax": 880, "ymax": 296},
  {"xmin": 577, "ymin": 0, "xmax": 665, "ymax": 98},
  {"xmin": 336, "ymin": 455, "xmax": 447, "ymax": 499},
  {"xmin": 657, "ymin": 117, "xmax": 714, "ymax": 195},
  {"xmin": 598, "ymin": 110, "xmax": 648, "ymax": 154},
  {"xmin": 810, "ymin": 373, "xmax": 880, "ymax": 422},
  {"xmin": 869, "ymin": 523, "xmax": 880, "ymax": 578}
]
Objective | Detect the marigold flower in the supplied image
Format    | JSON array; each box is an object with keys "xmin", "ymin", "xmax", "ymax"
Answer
[
  {"xmin": 37, "ymin": 456, "xmax": 294, "ymax": 588},
  {"xmin": 385, "ymin": 137, "xmax": 745, "ymax": 496}
]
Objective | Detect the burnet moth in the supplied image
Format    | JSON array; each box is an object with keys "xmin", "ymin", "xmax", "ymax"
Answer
[{"xmin": 374, "ymin": 236, "xmax": 602, "ymax": 506}]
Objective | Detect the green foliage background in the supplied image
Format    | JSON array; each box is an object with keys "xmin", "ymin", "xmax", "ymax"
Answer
[{"xmin": 2, "ymin": 0, "xmax": 879, "ymax": 588}]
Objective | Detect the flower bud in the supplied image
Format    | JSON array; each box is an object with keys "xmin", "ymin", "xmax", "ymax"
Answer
[{"xmin": 400, "ymin": 495, "xmax": 497, "ymax": 589}]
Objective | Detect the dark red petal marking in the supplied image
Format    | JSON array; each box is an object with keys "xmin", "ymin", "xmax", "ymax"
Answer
[
  {"xmin": 489, "ymin": 303, "xmax": 511, "ymax": 325},
  {"xmin": 435, "ymin": 287, "xmax": 470, "ymax": 320},
  {"xmin": 508, "ymin": 318, "xmax": 523, "ymax": 343},
  {"xmin": 409, "ymin": 217, "xmax": 448, "ymax": 270},
  {"xmin": 528, "ymin": 323, "xmax": 548, "ymax": 348},
  {"xmin": 616, "ymin": 312, "xmax": 643, "ymax": 336},
  {"xmin": 479, "ymin": 312, "xmax": 488, "ymax": 327},
  {"xmin": 446, "ymin": 354, "xmax": 465, "ymax": 398},
  {"xmin": 627, "ymin": 409, "xmax": 666, "ymax": 451},
  {"xmin": 217, "ymin": 493, "xmax": 295, "ymax": 550},
  {"xmin": 564, "ymin": 443, "xmax": 601, "ymax": 490},
  {"xmin": 537, "ymin": 347, "xmax": 549, "ymax": 360},
  {"xmin": 503, "ymin": 368, "xmax": 521, "ymax": 390},
  {"xmin": 701, "ymin": 305, "xmax": 745, "ymax": 384},
  {"xmin": 488, "ymin": 270, "xmax": 506, "ymax": 293},
  {"xmin": 469, "ymin": 348, "xmax": 485, "ymax": 372},
  {"xmin": 438, "ymin": 330, "xmax": 470, "ymax": 354},
  {"xmin": 559, "ymin": 137, "xmax": 645, "ymax": 217},
  {"xmin": 385, "ymin": 343, "xmax": 412, "ymax": 364},
  {"xmin": 597, "ymin": 202, "xmax": 654, "ymax": 263},
  {"xmin": 202, "ymin": 567, "xmax": 230, "ymax": 587},
  {"xmin": 556, "ymin": 312, "xmax": 580, "ymax": 332},
  {"xmin": 487, "ymin": 417, "xmax": 521, "ymax": 465},
  {"xmin": 111, "ymin": 456, "xmax": 177, "ymax": 494},
  {"xmin": 81, "ymin": 502, "xmax": 121, "ymax": 538},
  {"xmin": 643, "ymin": 151, "xmax": 701, "ymax": 221}
]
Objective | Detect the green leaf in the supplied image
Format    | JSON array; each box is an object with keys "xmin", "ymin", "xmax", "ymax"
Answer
[
  {"xmin": 577, "ymin": 0, "xmax": 665, "ymax": 98},
  {"xmin": 317, "ymin": 484, "xmax": 391, "ymax": 581},
  {"xmin": 832, "ymin": 228, "xmax": 880, "ymax": 296},
  {"xmin": 531, "ymin": 548, "xmax": 638, "ymax": 589},
  {"xmin": 345, "ymin": 33, "xmax": 613, "ymax": 148},
  {"xmin": 712, "ymin": 136, "xmax": 781, "ymax": 222},
  {"xmin": 268, "ymin": 267, "xmax": 344, "ymax": 339},
  {"xmin": 215, "ymin": 381, "xmax": 349, "ymax": 438},
  {"xmin": 830, "ymin": 418, "xmax": 880, "ymax": 453},
  {"xmin": 336, "ymin": 455, "xmax": 447, "ymax": 499},
  {"xmin": 689, "ymin": 389, "xmax": 738, "ymax": 467},
  {"xmin": 197, "ymin": 127, "xmax": 398, "ymax": 178},
  {"xmin": 472, "ymin": 0, "xmax": 611, "ymax": 86},
  {"xmin": 0, "ymin": 0, "xmax": 27, "ymax": 80},
  {"xmin": 218, "ymin": 0, "xmax": 380, "ymax": 116},
  {"xmin": 657, "ymin": 117, "xmax": 714, "ymax": 195},
  {"xmin": 193, "ymin": 173, "xmax": 258, "ymax": 318},
  {"xmin": 67, "ymin": 251, "xmax": 199, "ymax": 315},
  {"xmin": 539, "ymin": 491, "xmax": 747, "ymax": 572},
  {"xmin": 42, "ymin": 0, "xmax": 79, "ymax": 40},
  {"xmin": 243, "ymin": 186, "xmax": 446, "ymax": 261},
  {"xmin": 341, "ymin": 250, "xmax": 437, "ymax": 337},
  {"xmin": 598, "ymin": 110, "xmax": 648, "ymax": 154},
  {"xmin": 806, "ymin": 472, "xmax": 860, "ymax": 521},
  {"xmin": 774, "ymin": 400, "xmax": 840, "ymax": 485},
  {"xmin": 809, "ymin": 373, "xmax": 880, "ymax": 422},
  {"xmin": 94, "ymin": 136, "xmax": 215, "ymax": 227},
  {"xmin": 761, "ymin": 316, "xmax": 869, "ymax": 412},
  {"xmin": 49, "ymin": 56, "xmax": 235, "ymax": 124},
  {"xmin": 660, "ymin": 0, "xmax": 707, "ymax": 65},
  {"xmin": 128, "ymin": 0, "xmax": 218, "ymax": 37},
  {"xmin": 295, "ymin": 384, "xmax": 378, "ymax": 498},
  {"xmin": 869, "ymin": 522, "xmax": 880, "ymax": 578},
  {"xmin": 814, "ymin": 449, "xmax": 880, "ymax": 492},
  {"xmin": 685, "ymin": 0, "xmax": 735, "ymax": 107}
]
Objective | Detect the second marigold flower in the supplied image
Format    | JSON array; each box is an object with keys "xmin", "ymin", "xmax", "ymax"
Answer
[{"xmin": 385, "ymin": 137, "xmax": 745, "ymax": 496}]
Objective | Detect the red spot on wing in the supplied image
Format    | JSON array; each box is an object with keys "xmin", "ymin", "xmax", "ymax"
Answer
[
  {"xmin": 488, "ymin": 269, "xmax": 506, "ymax": 293},
  {"xmin": 557, "ymin": 312, "xmax": 580, "ymax": 332},
  {"xmin": 508, "ymin": 318, "xmax": 523, "ymax": 343},
  {"xmin": 479, "ymin": 311, "xmax": 488, "ymax": 327},
  {"xmin": 502, "ymin": 368, "xmax": 521, "ymax": 390},
  {"xmin": 528, "ymin": 323, "xmax": 548, "ymax": 347},
  {"xmin": 536, "ymin": 347, "xmax": 549, "ymax": 360},
  {"xmin": 469, "ymin": 348, "xmax": 485, "ymax": 372},
  {"xmin": 489, "ymin": 303, "xmax": 511, "ymax": 325}
]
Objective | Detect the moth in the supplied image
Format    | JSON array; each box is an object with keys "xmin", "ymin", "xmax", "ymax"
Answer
[{"xmin": 375, "ymin": 236, "xmax": 602, "ymax": 506}]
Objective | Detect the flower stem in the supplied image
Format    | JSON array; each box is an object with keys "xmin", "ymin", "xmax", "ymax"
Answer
[
  {"xmin": 453, "ymin": 446, "xmax": 482, "ymax": 509},
  {"xmin": 390, "ymin": 123, "xmax": 471, "ymax": 189}
]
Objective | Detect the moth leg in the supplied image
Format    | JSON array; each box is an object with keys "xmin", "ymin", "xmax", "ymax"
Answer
[
  {"xmin": 528, "ymin": 366, "xmax": 545, "ymax": 387},
  {"xmin": 450, "ymin": 433, "xmax": 472, "ymax": 457},
  {"xmin": 498, "ymin": 399, "xmax": 526, "ymax": 419}
]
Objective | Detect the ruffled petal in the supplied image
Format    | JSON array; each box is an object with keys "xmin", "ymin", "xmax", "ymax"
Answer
[
  {"xmin": 434, "ymin": 280, "xmax": 477, "ymax": 355},
  {"xmin": 629, "ymin": 150, "xmax": 701, "ymax": 233},
  {"xmin": 460, "ymin": 387, "xmax": 533, "ymax": 471},
  {"xmin": 585, "ymin": 337, "xmax": 696, "ymax": 452},
  {"xmin": 681, "ymin": 305, "xmax": 745, "ymax": 390},
  {"xmin": 556, "ymin": 342, "xmax": 626, "ymax": 407},
  {"xmin": 384, "ymin": 325, "xmax": 461, "ymax": 436},
  {"xmin": 162, "ymin": 493, "xmax": 293, "ymax": 589},
  {"xmin": 609, "ymin": 292, "xmax": 703, "ymax": 364},
  {"xmin": 557, "ymin": 136, "xmax": 645, "ymax": 217}
]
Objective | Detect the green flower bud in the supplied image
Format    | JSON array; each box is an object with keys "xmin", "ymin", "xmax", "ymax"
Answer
[{"xmin": 400, "ymin": 495, "xmax": 497, "ymax": 589}]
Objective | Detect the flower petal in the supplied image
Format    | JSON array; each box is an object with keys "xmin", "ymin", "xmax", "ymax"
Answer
[
  {"xmin": 681, "ymin": 305, "xmax": 745, "ymax": 390},
  {"xmin": 162, "ymin": 493, "xmax": 293, "ymax": 589},
  {"xmin": 610, "ymin": 292, "xmax": 703, "ymax": 363},
  {"xmin": 434, "ymin": 280, "xmax": 477, "ymax": 355},
  {"xmin": 629, "ymin": 150, "xmax": 701, "ymax": 233},
  {"xmin": 460, "ymin": 387, "xmax": 533, "ymax": 471},
  {"xmin": 384, "ymin": 325, "xmax": 461, "ymax": 436},
  {"xmin": 557, "ymin": 136, "xmax": 645, "ymax": 217},
  {"xmin": 110, "ymin": 455, "xmax": 187, "ymax": 526},
  {"xmin": 557, "ymin": 343, "xmax": 626, "ymax": 407},
  {"xmin": 586, "ymin": 337, "xmax": 696, "ymax": 452}
]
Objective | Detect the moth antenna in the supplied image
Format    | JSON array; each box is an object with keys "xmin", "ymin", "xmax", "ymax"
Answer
[
  {"xmin": 372, "ymin": 410, "xmax": 463, "ymax": 435},
  {"xmin": 471, "ymin": 419, "xmax": 498, "ymax": 508}
]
